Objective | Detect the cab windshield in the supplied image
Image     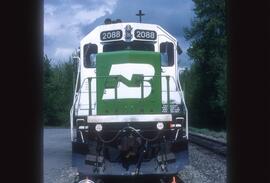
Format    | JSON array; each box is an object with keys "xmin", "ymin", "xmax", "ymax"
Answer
[{"xmin": 103, "ymin": 41, "xmax": 154, "ymax": 52}]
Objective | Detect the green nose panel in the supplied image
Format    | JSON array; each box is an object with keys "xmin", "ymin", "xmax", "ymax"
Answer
[{"xmin": 96, "ymin": 51, "xmax": 161, "ymax": 115}]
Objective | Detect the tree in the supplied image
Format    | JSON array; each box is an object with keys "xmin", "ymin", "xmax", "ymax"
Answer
[
  {"xmin": 183, "ymin": 0, "xmax": 227, "ymax": 130},
  {"xmin": 43, "ymin": 55, "xmax": 52, "ymax": 125},
  {"xmin": 43, "ymin": 55, "xmax": 74, "ymax": 126}
]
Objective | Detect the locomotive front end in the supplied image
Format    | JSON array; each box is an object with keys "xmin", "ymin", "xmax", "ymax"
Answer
[{"xmin": 70, "ymin": 23, "xmax": 189, "ymax": 181}]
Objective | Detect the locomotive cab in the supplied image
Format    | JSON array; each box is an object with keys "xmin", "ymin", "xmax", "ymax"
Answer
[{"xmin": 70, "ymin": 22, "xmax": 188, "ymax": 180}]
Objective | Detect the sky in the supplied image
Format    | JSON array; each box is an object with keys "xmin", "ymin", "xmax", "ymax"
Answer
[{"xmin": 44, "ymin": 0, "xmax": 195, "ymax": 66}]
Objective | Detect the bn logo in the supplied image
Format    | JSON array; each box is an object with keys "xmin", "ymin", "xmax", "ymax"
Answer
[{"xmin": 102, "ymin": 63, "xmax": 155, "ymax": 100}]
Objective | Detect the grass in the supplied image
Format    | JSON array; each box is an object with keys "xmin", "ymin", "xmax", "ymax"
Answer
[{"xmin": 189, "ymin": 126, "xmax": 227, "ymax": 141}]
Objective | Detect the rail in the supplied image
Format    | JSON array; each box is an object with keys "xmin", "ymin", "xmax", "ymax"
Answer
[
  {"xmin": 176, "ymin": 69, "xmax": 188, "ymax": 139},
  {"xmin": 70, "ymin": 75, "xmax": 188, "ymax": 141},
  {"xmin": 80, "ymin": 75, "xmax": 183, "ymax": 114},
  {"xmin": 70, "ymin": 56, "xmax": 81, "ymax": 141},
  {"xmin": 189, "ymin": 132, "xmax": 227, "ymax": 156}
]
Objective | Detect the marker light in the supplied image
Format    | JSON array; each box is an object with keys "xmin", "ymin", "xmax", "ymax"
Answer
[
  {"xmin": 95, "ymin": 124, "xmax": 102, "ymax": 132},
  {"xmin": 156, "ymin": 122, "xmax": 164, "ymax": 130},
  {"xmin": 170, "ymin": 123, "xmax": 182, "ymax": 128}
]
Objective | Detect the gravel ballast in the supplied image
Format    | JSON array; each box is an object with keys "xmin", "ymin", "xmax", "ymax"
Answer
[{"xmin": 179, "ymin": 143, "xmax": 227, "ymax": 183}]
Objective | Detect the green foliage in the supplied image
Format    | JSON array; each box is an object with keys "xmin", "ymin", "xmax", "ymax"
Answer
[
  {"xmin": 43, "ymin": 55, "xmax": 74, "ymax": 126},
  {"xmin": 189, "ymin": 127, "xmax": 226, "ymax": 142},
  {"xmin": 182, "ymin": 0, "xmax": 227, "ymax": 130}
]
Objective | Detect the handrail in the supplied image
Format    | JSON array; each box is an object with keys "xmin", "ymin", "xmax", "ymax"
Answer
[
  {"xmin": 70, "ymin": 56, "xmax": 80, "ymax": 141},
  {"xmin": 176, "ymin": 68, "xmax": 189, "ymax": 139},
  {"xmin": 70, "ymin": 74, "xmax": 188, "ymax": 140},
  {"xmin": 80, "ymin": 75, "xmax": 184, "ymax": 112}
]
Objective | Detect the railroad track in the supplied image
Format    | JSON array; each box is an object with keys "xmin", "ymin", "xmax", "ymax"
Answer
[{"xmin": 189, "ymin": 132, "xmax": 227, "ymax": 156}]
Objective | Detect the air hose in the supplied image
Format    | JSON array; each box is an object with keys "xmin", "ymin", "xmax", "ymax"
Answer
[{"xmin": 96, "ymin": 126, "xmax": 161, "ymax": 143}]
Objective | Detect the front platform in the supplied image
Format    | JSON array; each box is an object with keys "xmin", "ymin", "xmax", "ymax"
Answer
[{"xmin": 72, "ymin": 148, "xmax": 188, "ymax": 179}]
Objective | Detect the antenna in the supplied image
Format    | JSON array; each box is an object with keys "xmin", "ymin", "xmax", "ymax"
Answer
[{"xmin": 136, "ymin": 10, "xmax": 145, "ymax": 23}]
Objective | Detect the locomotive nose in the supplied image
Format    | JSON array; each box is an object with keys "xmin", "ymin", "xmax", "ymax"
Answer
[{"xmin": 95, "ymin": 50, "xmax": 162, "ymax": 115}]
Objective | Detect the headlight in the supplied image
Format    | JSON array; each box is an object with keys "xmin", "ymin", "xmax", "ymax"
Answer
[
  {"xmin": 78, "ymin": 178, "xmax": 95, "ymax": 183},
  {"xmin": 156, "ymin": 122, "xmax": 164, "ymax": 130},
  {"xmin": 95, "ymin": 124, "xmax": 102, "ymax": 132}
]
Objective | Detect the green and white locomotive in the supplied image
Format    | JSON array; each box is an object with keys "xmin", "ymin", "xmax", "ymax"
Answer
[{"xmin": 70, "ymin": 21, "xmax": 188, "ymax": 182}]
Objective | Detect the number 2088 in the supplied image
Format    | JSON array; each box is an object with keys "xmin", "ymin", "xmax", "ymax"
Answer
[
  {"xmin": 100, "ymin": 30, "xmax": 122, "ymax": 41},
  {"xmin": 135, "ymin": 30, "xmax": 157, "ymax": 40}
]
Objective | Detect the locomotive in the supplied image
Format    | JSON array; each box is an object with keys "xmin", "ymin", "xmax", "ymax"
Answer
[{"xmin": 70, "ymin": 20, "xmax": 189, "ymax": 182}]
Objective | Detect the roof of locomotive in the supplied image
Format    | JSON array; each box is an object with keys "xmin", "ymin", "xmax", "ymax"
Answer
[{"xmin": 80, "ymin": 22, "xmax": 177, "ymax": 45}]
